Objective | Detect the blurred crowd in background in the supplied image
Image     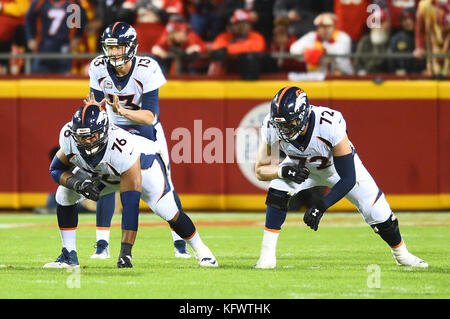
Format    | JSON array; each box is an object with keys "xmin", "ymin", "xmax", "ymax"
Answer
[{"xmin": 0, "ymin": 0, "xmax": 449, "ymax": 79}]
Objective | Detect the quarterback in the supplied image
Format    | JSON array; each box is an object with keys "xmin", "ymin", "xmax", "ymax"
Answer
[
  {"xmin": 44, "ymin": 100, "xmax": 218, "ymax": 268},
  {"xmin": 254, "ymin": 86, "xmax": 428, "ymax": 269},
  {"xmin": 88, "ymin": 21, "xmax": 190, "ymax": 259}
]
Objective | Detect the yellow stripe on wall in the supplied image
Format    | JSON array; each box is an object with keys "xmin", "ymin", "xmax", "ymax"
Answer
[
  {"xmin": 2, "ymin": 192, "xmax": 449, "ymax": 211},
  {"xmin": 1, "ymin": 79, "xmax": 449, "ymax": 99}
]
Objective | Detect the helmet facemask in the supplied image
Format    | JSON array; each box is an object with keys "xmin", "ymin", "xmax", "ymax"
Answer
[
  {"xmin": 73, "ymin": 129, "xmax": 108, "ymax": 156},
  {"xmin": 271, "ymin": 92, "xmax": 311, "ymax": 143},
  {"xmin": 272, "ymin": 117, "xmax": 303, "ymax": 142},
  {"xmin": 72, "ymin": 108, "xmax": 109, "ymax": 157},
  {"xmin": 102, "ymin": 38, "xmax": 138, "ymax": 67}
]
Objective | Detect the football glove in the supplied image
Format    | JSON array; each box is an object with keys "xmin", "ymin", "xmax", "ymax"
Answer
[
  {"xmin": 66, "ymin": 175, "xmax": 101, "ymax": 201},
  {"xmin": 303, "ymin": 202, "xmax": 326, "ymax": 231},
  {"xmin": 278, "ymin": 166, "xmax": 309, "ymax": 184}
]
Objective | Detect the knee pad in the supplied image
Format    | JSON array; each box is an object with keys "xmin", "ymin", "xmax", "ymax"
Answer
[
  {"xmin": 265, "ymin": 188, "xmax": 291, "ymax": 211},
  {"xmin": 371, "ymin": 213, "xmax": 402, "ymax": 247},
  {"xmin": 168, "ymin": 211, "xmax": 196, "ymax": 239},
  {"xmin": 372, "ymin": 214, "xmax": 398, "ymax": 233}
]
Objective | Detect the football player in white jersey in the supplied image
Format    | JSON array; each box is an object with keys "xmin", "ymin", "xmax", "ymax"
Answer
[
  {"xmin": 88, "ymin": 21, "xmax": 190, "ymax": 259},
  {"xmin": 253, "ymin": 86, "xmax": 428, "ymax": 269},
  {"xmin": 45, "ymin": 100, "xmax": 218, "ymax": 268}
]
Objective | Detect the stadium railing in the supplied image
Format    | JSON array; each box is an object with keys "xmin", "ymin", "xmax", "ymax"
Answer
[{"xmin": 0, "ymin": 52, "xmax": 449, "ymax": 76}]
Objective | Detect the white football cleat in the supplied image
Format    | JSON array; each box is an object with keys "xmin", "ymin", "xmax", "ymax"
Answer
[
  {"xmin": 392, "ymin": 251, "xmax": 428, "ymax": 268},
  {"xmin": 194, "ymin": 245, "xmax": 218, "ymax": 267},
  {"xmin": 391, "ymin": 244, "xmax": 428, "ymax": 268},
  {"xmin": 253, "ymin": 255, "xmax": 276, "ymax": 269},
  {"xmin": 90, "ymin": 240, "xmax": 110, "ymax": 259}
]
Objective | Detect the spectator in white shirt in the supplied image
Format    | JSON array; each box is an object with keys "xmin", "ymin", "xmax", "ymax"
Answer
[{"xmin": 290, "ymin": 12, "xmax": 354, "ymax": 75}]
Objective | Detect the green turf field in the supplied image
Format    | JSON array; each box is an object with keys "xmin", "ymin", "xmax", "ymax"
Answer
[{"xmin": 0, "ymin": 212, "xmax": 448, "ymax": 299}]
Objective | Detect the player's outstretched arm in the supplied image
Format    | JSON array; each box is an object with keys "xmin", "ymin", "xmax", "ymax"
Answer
[{"xmin": 304, "ymin": 134, "xmax": 356, "ymax": 231}]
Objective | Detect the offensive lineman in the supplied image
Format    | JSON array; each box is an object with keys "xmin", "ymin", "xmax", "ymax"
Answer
[
  {"xmin": 44, "ymin": 100, "xmax": 218, "ymax": 268},
  {"xmin": 88, "ymin": 22, "xmax": 190, "ymax": 259},
  {"xmin": 254, "ymin": 86, "xmax": 428, "ymax": 269}
]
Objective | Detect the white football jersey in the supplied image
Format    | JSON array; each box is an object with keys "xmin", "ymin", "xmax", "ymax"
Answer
[
  {"xmin": 261, "ymin": 106, "xmax": 393, "ymax": 225},
  {"xmin": 59, "ymin": 122, "xmax": 159, "ymax": 186},
  {"xmin": 88, "ymin": 55, "xmax": 167, "ymax": 126},
  {"xmin": 261, "ymin": 105, "xmax": 354, "ymax": 178}
]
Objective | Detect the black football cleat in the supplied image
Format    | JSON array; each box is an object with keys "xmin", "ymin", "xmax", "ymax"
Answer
[{"xmin": 117, "ymin": 254, "xmax": 132, "ymax": 268}]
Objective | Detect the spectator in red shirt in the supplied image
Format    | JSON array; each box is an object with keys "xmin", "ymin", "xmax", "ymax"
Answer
[
  {"xmin": 334, "ymin": 0, "xmax": 371, "ymax": 51},
  {"xmin": 208, "ymin": 8, "xmax": 266, "ymax": 79},
  {"xmin": 269, "ymin": 17, "xmax": 305, "ymax": 72},
  {"xmin": 152, "ymin": 16, "xmax": 208, "ymax": 74},
  {"xmin": 0, "ymin": 0, "xmax": 29, "ymax": 74},
  {"xmin": 380, "ymin": 0, "xmax": 418, "ymax": 31}
]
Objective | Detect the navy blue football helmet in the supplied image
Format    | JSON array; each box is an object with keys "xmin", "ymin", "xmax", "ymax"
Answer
[
  {"xmin": 71, "ymin": 104, "xmax": 109, "ymax": 156},
  {"xmin": 101, "ymin": 22, "xmax": 138, "ymax": 67},
  {"xmin": 270, "ymin": 86, "xmax": 311, "ymax": 142}
]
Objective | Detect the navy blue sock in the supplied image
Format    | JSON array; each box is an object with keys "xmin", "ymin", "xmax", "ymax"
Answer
[
  {"xmin": 265, "ymin": 206, "xmax": 287, "ymax": 232},
  {"xmin": 96, "ymin": 193, "xmax": 116, "ymax": 228}
]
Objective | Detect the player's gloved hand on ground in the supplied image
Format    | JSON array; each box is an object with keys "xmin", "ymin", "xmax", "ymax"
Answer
[
  {"xmin": 278, "ymin": 166, "xmax": 309, "ymax": 184},
  {"xmin": 66, "ymin": 175, "xmax": 101, "ymax": 201},
  {"xmin": 303, "ymin": 201, "xmax": 326, "ymax": 231}
]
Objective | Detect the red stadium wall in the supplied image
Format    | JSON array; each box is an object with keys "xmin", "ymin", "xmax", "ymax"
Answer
[{"xmin": 0, "ymin": 79, "xmax": 449, "ymax": 211}]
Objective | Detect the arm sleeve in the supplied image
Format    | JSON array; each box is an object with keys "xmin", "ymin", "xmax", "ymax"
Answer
[
  {"xmin": 320, "ymin": 152, "xmax": 356, "ymax": 210},
  {"xmin": 141, "ymin": 89, "xmax": 159, "ymax": 116},
  {"xmin": 90, "ymin": 87, "xmax": 105, "ymax": 102},
  {"xmin": 49, "ymin": 155, "xmax": 72, "ymax": 184}
]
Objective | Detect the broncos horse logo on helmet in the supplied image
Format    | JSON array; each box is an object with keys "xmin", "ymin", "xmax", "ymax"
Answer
[
  {"xmin": 270, "ymin": 86, "xmax": 311, "ymax": 142},
  {"xmin": 101, "ymin": 22, "xmax": 138, "ymax": 67},
  {"xmin": 72, "ymin": 104, "xmax": 109, "ymax": 156}
]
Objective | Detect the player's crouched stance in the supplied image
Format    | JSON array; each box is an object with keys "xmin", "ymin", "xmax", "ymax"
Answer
[
  {"xmin": 44, "ymin": 100, "xmax": 218, "ymax": 268},
  {"xmin": 253, "ymin": 86, "xmax": 427, "ymax": 269}
]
